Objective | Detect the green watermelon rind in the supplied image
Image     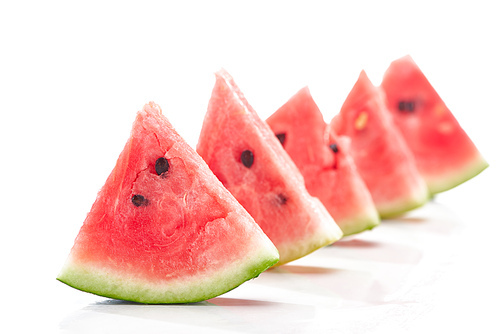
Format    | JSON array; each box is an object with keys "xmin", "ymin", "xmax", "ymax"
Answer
[
  {"xmin": 57, "ymin": 243, "xmax": 279, "ymax": 304},
  {"xmin": 340, "ymin": 209, "xmax": 380, "ymax": 237},
  {"xmin": 376, "ymin": 186, "xmax": 430, "ymax": 219},
  {"xmin": 272, "ymin": 197, "xmax": 343, "ymax": 266},
  {"xmin": 426, "ymin": 154, "xmax": 489, "ymax": 195}
]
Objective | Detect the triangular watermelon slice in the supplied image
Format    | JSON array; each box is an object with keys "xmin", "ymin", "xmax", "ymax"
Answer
[
  {"xmin": 330, "ymin": 71, "xmax": 429, "ymax": 218},
  {"xmin": 57, "ymin": 102, "xmax": 279, "ymax": 304},
  {"xmin": 197, "ymin": 70, "xmax": 342, "ymax": 266},
  {"xmin": 266, "ymin": 87, "xmax": 380, "ymax": 236},
  {"xmin": 380, "ymin": 55, "xmax": 488, "ymax": 194}
]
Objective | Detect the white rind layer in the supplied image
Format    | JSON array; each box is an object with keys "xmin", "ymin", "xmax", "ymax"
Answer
[{"xmin": 57, "ymin": 239, "xmax": 279, "ymax": 304}]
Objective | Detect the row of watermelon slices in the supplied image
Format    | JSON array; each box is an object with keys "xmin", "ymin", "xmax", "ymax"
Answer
[{"xmin": 57, "ymin": 56, "xmax": 488, "ymax": 304}]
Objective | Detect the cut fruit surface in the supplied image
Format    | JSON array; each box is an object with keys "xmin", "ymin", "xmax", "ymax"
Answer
[
  {"xmin": 330, "ymin": 71, "xmax": 429, "ymax": 218},
  {"xmin": 58, "ymin": 102, "xmax": 279, "ymax": 304},
  {"xmin": 197, "ymin": 70, "xmax": 342, "ymax": 266},
  {"xmin": 381, "ymin": 55, "xmax": 488, "ymax": 194},
  {"xmin": 266, "ymin": 87, "xmax": 380, "ymax": 236}
]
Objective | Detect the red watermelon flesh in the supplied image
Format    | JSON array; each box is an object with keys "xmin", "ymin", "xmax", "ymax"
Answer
[
  {"xmin": 266, "ymin": 87, "xmax": 380, "ymax": 236},
  {"xmin": 57, "ymin": 102, "xmax": 279, "ymax": 304},
  {"xmin": 380, "ymin": 55, "xmax": 488, "ymax": 194},
  {"xmin": 197, "ymin": 69, "xmax": 342, "ymax": 266},
  {"xmin": 330, "ymin": 71, "xmax": 429, "ymax": 218}
]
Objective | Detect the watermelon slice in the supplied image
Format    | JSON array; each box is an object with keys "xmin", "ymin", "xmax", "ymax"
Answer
[
  {"xmin": 266, "ymin": 87, "xmax": 380, "ymax": 236},
  {"xmin": 380, "ymin": 55, "xmax": 488, "ymax": 194},
  {"xmin": 57, "ymin": 102, "xmax": 279, "ymax": 304},
  {"xmin": 197, "ymin": 69, "xmax": 342, "ymax": 266},
  {"xmin": 330, "ymin": 71, "xmax": 429, "ymax": 218}
]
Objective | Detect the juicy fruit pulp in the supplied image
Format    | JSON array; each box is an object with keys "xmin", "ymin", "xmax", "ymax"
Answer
[
  {"xmin": 330, "ymin": 71, "xmax": 429, "ymax": 218},
  {"xmin": 197, "ymin": 69, "xmax": 343, "ymax": 266},
  {"xmin": 57, "ymin": 102, "xmax": 279, "ymax": 304},
  {"xmin": 381, "ymin": 55, "xmax": 488, "ymax": 194},
  {"xmin": 266, "ymin": 87, "xmax": 380, "ymax": 236}
]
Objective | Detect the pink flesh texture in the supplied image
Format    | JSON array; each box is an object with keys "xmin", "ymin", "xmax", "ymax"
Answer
[
  {"xmin": 68, "ymin": 102, "xmax": 274, "ymax": 282},
  {"xmin": 197, "ymin": 70, "xmax": 341, "ymax": 264},
  {"xmin": 330, "ymin": 71, "xmax": 429, "ymax": 217},
  {"xmin": 266, "ymin": 87, "xmax": 379, "ymax": 235},
  {"xmin": 380, "ymin": 55, "xmax": 488, "ymax": 194}
]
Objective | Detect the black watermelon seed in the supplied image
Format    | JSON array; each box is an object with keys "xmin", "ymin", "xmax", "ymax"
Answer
[
  {"xmin": 398, "ymin": 100, "xmax": 416, "ymax": 113},
  {"xmin": 276, "ymin": 193, "xmax": 288, "ymax": 205},
  {"xmin": 276, "ymin": 133, "xmax": 286, "ymax": 145},
  {"xmin": 329, "ymin": 143, "xmax": 339, "ymax": 153},
  {"xmin": 155, "ymin": 157, "xmax": 169, "ymax": 176},
  {"xmin": 131, "ymin": 194, "xmax": 148, "ymax": 207},
  {"xmin": 330, "ymin": 143, "xmax": 339, "ymax": 169},
  {"xmin": 240, "ymin": 150, "xmax": 254, "ymax": 168}
]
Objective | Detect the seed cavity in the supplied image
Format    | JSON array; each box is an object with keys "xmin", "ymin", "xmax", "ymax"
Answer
[
  {"xmin": 354, "ymin": 111, "xmax": 368, "ymax": 130},
  {"xmin": 240, "ymin": 150, "xmax": 254, "ymax": 168},
  {"xmin": 398, "ymin": 100, "xmax": 416, "ymax": 113},
  {"xmin": 155, "ymin": 157, "xmax": 170, "ymax": 176},
  {"xmin": 131, "ymin": 194, "xmax": 148, "ymax": 207},
  {"xmin": 276, "ymin": 133, "xmax": 286, "ymax": 145}
]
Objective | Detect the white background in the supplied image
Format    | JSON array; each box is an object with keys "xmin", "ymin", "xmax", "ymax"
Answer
[{"xmin": 1, "ymin": 1, "xmax": 499, "ymax": 333}]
